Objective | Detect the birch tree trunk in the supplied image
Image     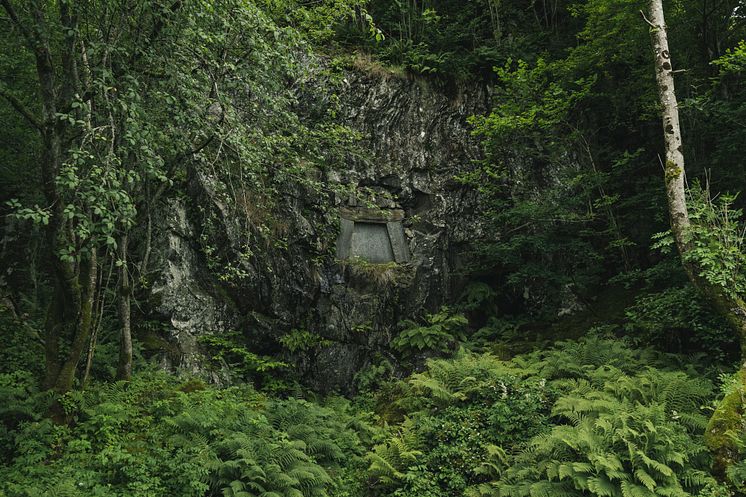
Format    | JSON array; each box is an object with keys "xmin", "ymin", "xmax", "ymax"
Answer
[
  {"xmin": 116, "ymin": 233, "xmax": 133, "ymax": 381},
  {"xmin": 646, "ymin": 0, "xmax": 746, "ymax": 478}
]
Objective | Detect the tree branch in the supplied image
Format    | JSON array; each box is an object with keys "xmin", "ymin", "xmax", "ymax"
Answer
[
  {"xmin": 152, "ymin": 133, "xmax": 216, "ymax": 203},
  {"xmin": 0, "ymin": 85, "xmax": 41, "ymax": 131},
  {"xmin": 639, "ymin": 9, "xmax": 657, "ymax": 29},
  {"xmin": 0, "ymin": 0, "xmax": 34, "ymax": 48}
]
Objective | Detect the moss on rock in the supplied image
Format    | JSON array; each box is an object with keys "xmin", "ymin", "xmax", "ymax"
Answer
[{"xmin": 706, "ymin": 368, "xmax": 746, "ymax": 478}]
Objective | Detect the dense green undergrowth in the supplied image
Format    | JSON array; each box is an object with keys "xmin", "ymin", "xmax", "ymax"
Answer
[
  {"xmin": 0, "ymin": 370, "xmax": 370, "ymax": 497},
  {"xmin": 1, "ymin": 332, "xmax": 739, "ymax": 497}
]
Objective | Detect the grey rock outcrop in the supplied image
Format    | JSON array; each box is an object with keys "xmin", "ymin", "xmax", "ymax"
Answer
[{"xmin": 146, "ymin": 63, "xmax": 489, "ymax": 392}]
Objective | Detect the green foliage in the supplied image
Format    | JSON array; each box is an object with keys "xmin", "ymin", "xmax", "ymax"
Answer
[
  {"xmin": 353, "ymin": 356, "xmax": 395, "ymax": 393},
  {"xmin": 198, "ymin": 333, "xmax": 287, "ymax": 384},
  {"xmin": 0, "ymin": 372, "xmax": 369, "ymax": 497},
  {"xmin": 510, "ymin": 337, "xmax": 691, "ymax": 381},
  {"xmin": 0, "ymin": 371, "xmax": 47, "ymax": 462},
  {"xmin": 3, "ymin": 0, "xmax": 746, "ymax": 494},
  {"xmin": 458, "ymin": 0, "xmax": 735, "ymax": 320},
  {"xmin": 0, "ymin": 307, "xmax": 43, "ymax": 377},
  {"xmin": 472, "ymin": 58, "xmax": 595, "ymax": 139},
  {"xmin": 686, "ymin": 187, "xmax": 746, "ymax": 300},
  {"xmin": 367, "ymin": 420, "xmax": 423, "ymax": 486},
  {"xmin": 349, "ymin": 0, "xmax": 556, "ymax": 77},
  {"xmin": 358, "ymin": 338, "xmax": 725, "ymax": 497},
  {"xmin": 258, "ymin": 0, "xmax": 377, "ymax": 44},
  {"xmin": 366, "ymin": 349, "xmax": 551, "ymax": 496},
  {"xmin": 279, "ymin": 329, "xmax": 332, "ymax": 353},
  {"xmin": 623, "ymin": 285, "xmax": 736, "ymax": 363},
  {"xmin": 366, "ymin": 338, "xmax": 720, "ymax": 497},
  {"xmin": 651, "ymin": 185, "xmax": 746, "ymax": 303},
  {"xmin": 391, "ymin": 307, "xmax": 468, "ymax": 356},
  {"xmin": 463, "ymin": 54, "xmax": 619, "ymax": 315},
  {"xmin": 495, "ymin": 369, "xmax": 716, "ymax": 497},
  {"xmin": 683, "ymin": 36, "xmax": 746, "ymax": 193},
  {"xmin": 457, "ymin": 282, "xmax": 498, "ymax": 313},
  {"xmin": 342, "ymin": 258, "xmax": 406, "ymax": 287}
]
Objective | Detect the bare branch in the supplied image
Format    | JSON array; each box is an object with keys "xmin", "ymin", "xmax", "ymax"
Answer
[{"xmin": 639, "ymin": 9, "xmax": 657, "ymax": 29}]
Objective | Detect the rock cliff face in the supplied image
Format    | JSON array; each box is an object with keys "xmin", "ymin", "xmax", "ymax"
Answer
[{"xmin": 146, "ymin": 64, "xmax": 490, "ymax": 392}]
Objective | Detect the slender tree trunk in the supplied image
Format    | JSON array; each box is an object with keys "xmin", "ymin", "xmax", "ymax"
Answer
[
  {"xmin": 29, "ymin": 0, "xmax": 83, "ymax": 393},
  {"xmin": 42, "ymin": 285, "xmax": 63, "ymax": 389},
  {"xmin": 647, "ymin": 1, "xmax": 690, "ymax": 258},
  {"xmin": 82, "ymin": 309, "xmax": 99, "ymax": 389},
  {"xmin": 140, "ymin": 210, "xmax": 153, "ymax": 276},
  {"xmin": 53, "ymin": 249, "xmax": 98, "ymax": 393},
  {"xmin": 116, "ymin": 233, "xmax": 133, "ymax": 381},
  {"xmin": 82, "ymin": 258, "xmax": 108, "ymax": 389},
  {"xmin": 646, "ymin": 0, "xmax": 746, "ymax": 478}
]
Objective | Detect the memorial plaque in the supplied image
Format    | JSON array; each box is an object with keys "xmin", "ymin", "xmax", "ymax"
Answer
[
  {"xmin": 336, "ymin": 209, "xmax": 410, "ymax": 263},
  {"xmin": 350, "ymin": 222, "xmax": 395, "ymax": 263}
]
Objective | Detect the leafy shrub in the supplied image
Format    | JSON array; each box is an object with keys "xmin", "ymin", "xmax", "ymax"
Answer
[
  {"xmin": 279, "ymin": 329, "xmax": 332, "ymax": 353},
  {"xmin": 623, "ymin": 286, "xmax": 736, "ymax": 363},
  {"xmin": 0, "ymin": 308, "xmax": 44, "ymax": 377},
  {"xmin": 367, "ymin": 338, "xmax": 720, "ymax": 497},
  {"xmin": 488, "ymin": 367, "xmax": 717, "ymax": 497},
  {"xmin": 686, "ymin": 188, "xmax": 746, "ymax": 300},
  {"xmin": 367, "ymin": 350, "xmax": 551, "ymax": 497},
  {"xmin": 452, "ymin": 339, "xmax": 719, "ymax": 497},
  {"xmin": 0, "ymin": 371, "xmax": 47, "ymax": 464},
  {"xmin": 457, "ymin": 282, "xmax": 498, "ymax": 313},
  {"xmin": 510, "ymin": 337, "xmax": 672, "ymax": 380},
  {"xmin": 198, "ymin": 332, "xmax": 287, "ymax": 384}
]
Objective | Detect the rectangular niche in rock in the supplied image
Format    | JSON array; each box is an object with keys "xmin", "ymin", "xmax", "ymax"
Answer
[
  {"xmin": 351, "ymin": 222, "xmax": 394, "ymax": 263},
  {"xmin": 336, "ymin": 207, "xmax": 410, "ymax": 264}
]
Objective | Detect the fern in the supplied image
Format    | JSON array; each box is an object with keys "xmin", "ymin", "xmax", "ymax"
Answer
[
  {"xmin": 366, "ymin": 422, "xmax": 423, "ymax": 486},
  {"xmin": 391, "ymin": 307, "xmax": 468, "ymax": 356},
  {"xmin": 491, "ymin": 368, "xmax": 717, "ymax": 497}
]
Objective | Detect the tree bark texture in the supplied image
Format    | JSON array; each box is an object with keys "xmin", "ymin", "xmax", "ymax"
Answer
[
  {"xmin": 647, "ymin": 0, "xmax": 746, "ymax": 478},
  {"xmin": 116, "ymin": 233, "xmax": 133, "ymax": 381}
]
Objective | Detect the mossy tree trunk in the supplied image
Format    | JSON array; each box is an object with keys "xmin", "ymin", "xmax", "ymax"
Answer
[
  {"xmin": 646, "ymin": 0, "xmax": 746, "ymax": 478},
  {"xmin": 1, "ymin": 0, "xmax": 104, "ymax": 403}
]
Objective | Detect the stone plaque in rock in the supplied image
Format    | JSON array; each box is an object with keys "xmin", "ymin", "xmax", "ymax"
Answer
[
  {"xmin": 336, "ymin": 207, "xmax": 410, "ymax": 264},
  {"xmin": 350, "ymin": 222, "xmax": 395, "ymax": 263}
]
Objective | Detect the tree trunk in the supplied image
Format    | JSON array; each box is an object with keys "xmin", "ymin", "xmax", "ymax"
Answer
[
  {"xmin": 53, "ymin": 249, "xmax": 98, "ymax": 393},
  {"xmin": 116, "ymin": 233, "xmax": 133, "ymax": 381},
  {"xmin": 30, "ymin": 0, "xmax": 83, "ymax": 394},
  {"xmin": 42, "ymin": 285, "xmax": 63, "ymax": 390},
  {"xmin": 646, "ymin": 0, "xmax": 746, "ymax": 478}
]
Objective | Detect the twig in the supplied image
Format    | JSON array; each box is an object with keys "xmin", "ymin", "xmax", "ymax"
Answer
[{"xmin": 639, "ymin": 9, "xmax": 658, "ymax": 29}]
